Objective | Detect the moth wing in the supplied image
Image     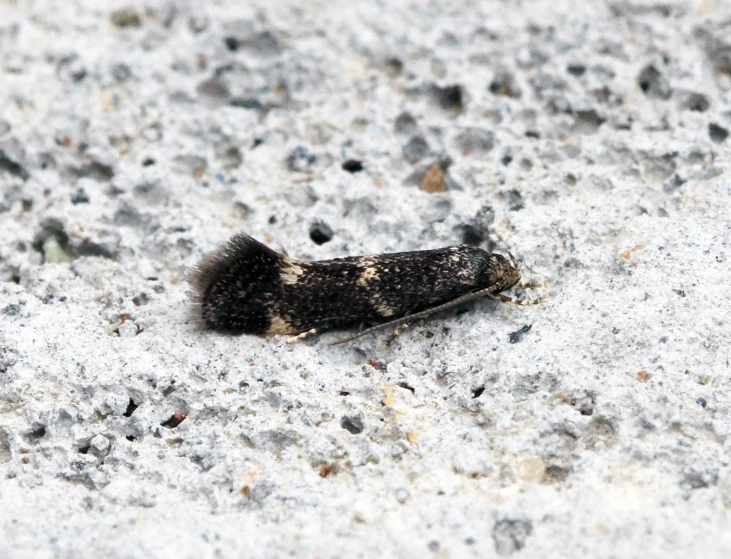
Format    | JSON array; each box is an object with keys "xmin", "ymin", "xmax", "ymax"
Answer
[{"xmin": 188, "ymin": 233, "xmax": 286, "ymax": 297}]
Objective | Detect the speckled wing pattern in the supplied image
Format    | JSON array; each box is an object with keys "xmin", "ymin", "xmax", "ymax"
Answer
[{"xmin": 189, "ymin": 233, "xmax": 519, "ymax": 337}]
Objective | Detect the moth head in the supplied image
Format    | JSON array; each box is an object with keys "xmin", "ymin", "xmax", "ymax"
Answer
[{"xmin": 485, "ymin": 252, "xmax": 521, "ymax": 292}]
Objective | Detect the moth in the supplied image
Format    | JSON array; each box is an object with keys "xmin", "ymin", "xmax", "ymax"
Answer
[{"xmin": 189, "ymin": 233, "xmax": 547, "ymax": 344}]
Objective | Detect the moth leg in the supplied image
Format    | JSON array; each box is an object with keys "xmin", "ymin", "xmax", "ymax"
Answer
[
  {"xmin": 488, "ymin": 293, "xmax": 551, "ymax": 306},
  {"xmin": 380, "ymin": 323, "xmax": 411, "ymax": 349},
  {"xmin": 287, "ymin": 328, "xmax": 318, "ymax": 343},
  {"xmin": 516, "ymin": 280, "xmax": 549, "ymax": 290}
]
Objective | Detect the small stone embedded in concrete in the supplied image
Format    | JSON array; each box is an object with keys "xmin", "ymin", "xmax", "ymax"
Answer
[
  {"xmin": 42, "ymin": 236, "xmax": 71, "ymax": 263},
  {"xmin": 513, "ymin": 456, "xmax": 546, "ymax": 483},
  {"xmin": 2, "ymin": 304, "xmax": 21, "ymax": 316},
  {"xmin": 402, "ymin": 136, "xmax": 429, "ymax": 163},
  {"xmin": 340, "ymin": 416, "xmax": 364, "ymax": 435},
  {"xmin": 286, "ymin": 146, "xmax": 316, "ymax": 172},
  {"xmin": 709, "ymin": 123, "xmax": 729, "ymax": 144},
  {"xmin": 419, "ymin": 161, "xmax": 447, "ymax": 193},
  {"xmin": 71, "ymin": 188, "xmax": 90, "ymax": 204},
  {"xmin": 111, "ymin": 9, "xmax": 142, "ymax": 28},
  {"xmin": 492, "ymin": 519, "xmax": 533, "ymax": 556},
  {"xmin": 454, "ymin": 127, "xmax": 494, "ymax": 157},
  {"xmin": 429, "ymin": 84, "xmax": 464, "ymax": 114},
  {"xmin": 89, "ymin": 435, "xmax": 111, "ymax": 460}
]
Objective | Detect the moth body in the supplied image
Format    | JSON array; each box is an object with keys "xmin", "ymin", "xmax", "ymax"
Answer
[{"xmin": 189, "ymin": 234, "xmax": 522, "ymax": 337}]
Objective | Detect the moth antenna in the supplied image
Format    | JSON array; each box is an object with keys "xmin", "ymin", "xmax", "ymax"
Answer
[
  {"xmin": 331, "ymin": 283, "xmax": 503, "ymax": 346},
  {"xmin": 487, "ymin": 292, "xmax": 551, "ymax": 306}
]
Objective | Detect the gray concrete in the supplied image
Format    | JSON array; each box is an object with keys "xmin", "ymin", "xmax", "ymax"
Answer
[{"xmin": 1, "ymin": 0, "xmax": 730, "ymax": 557}]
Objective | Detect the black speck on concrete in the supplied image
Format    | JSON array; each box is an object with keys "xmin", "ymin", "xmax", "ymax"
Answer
[
  {"xmin": 309, "ymin": 221, "xmax": 333, "ymax": 245},
  {"xmin": 342, "ymin": 159, "xmax": 364, "ymax": 173},
  {"xmin": 509, "ymin": 324, "xmax": 532, "ymax": 344}
]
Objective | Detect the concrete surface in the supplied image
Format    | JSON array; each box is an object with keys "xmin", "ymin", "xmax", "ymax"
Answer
[{"xmin": 1, "ymin": 0, "xmax": 730, "ymax": 557}]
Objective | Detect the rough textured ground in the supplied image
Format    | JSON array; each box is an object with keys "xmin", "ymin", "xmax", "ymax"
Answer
[{"xmin": 1, "ymin": 0, "xmax": 730, "ymax": 557}]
